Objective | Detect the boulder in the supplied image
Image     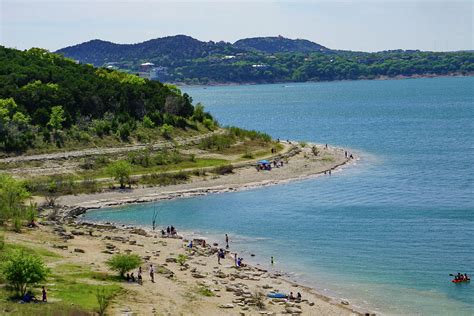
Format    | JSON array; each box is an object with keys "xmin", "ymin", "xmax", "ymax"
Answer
[{"xmin": 74, "ymin": 248, "xmax": 85, "ymax": 253}]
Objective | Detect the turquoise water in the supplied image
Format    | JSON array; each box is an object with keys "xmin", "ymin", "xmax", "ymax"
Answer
[{"xmin": 84, "ymin": 77, "xmax": 474, "ymax": 315}]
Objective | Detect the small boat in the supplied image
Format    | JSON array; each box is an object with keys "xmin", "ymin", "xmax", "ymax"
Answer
[{"xmin": 452, "ymin": 278, "xmax": 470, "ymax": 283}]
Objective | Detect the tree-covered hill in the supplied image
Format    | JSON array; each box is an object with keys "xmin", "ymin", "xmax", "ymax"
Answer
[
  {"xmin": 56, "ymin": 35, "xmax": 474, "ymax": 85},
  {"xmin": 233, "ymin": 36, "xmax": 329, "ymax": 53},
  {"xmin": 57, "ymin": 35, "xmax": 244, "ymax": 68},
  {"xmin": 0, "ymin": 46, "xmax": 214, "ymax": 152}
]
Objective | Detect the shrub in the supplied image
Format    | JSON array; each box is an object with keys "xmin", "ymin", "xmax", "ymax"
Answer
[
  {"xmin": 176, "ymin": 254, "xmax": 188, "ymax": 266},
  {"xmin": 198, "ymin": 134, "xmax": 235, "ymax": 151},
  {"xmin": 13, "ymin": 217, "xmax": 22, "ymax": 233},
  {"xmin": 117, "ymin": 123, "xmax": 132, "ymax": 140},
  {"xmin": 212, "ymin": 164, "xmax": 234, "ymax": 175},
  {"xmin": 106, "ymin": 254, "xmax": 142, "ymax": 277},
  {"xmin": 198, "ymin": 286, "xmax": 214, "ymax": 297},
  {"xmin": 140, "ymin": 172, "xmax": 189, "ymax": 187},
  {"xmin": 203, "ymin": 118, "xmax": 215, "ymax": 130},
  {"xmin": 160, "ymin": 124, "xmax": 174, "ymax": 139},
  {"xmin": 1, "ymin": 250, "xmax": 49, "ymax": 297},
  {"xmin": 106, "ymin": 160, "xmax": 132, "ymax": 189},
  {"xmin": 142, "ymin": 115, "xmax": 155, "ymax": 128},
  {"xmin": 0, "ymin": 233, "xmax": 4, "ymax": 251},
  {"xmin": 96, "ymin": 288, "xmax": 113, "ymax": 316}
]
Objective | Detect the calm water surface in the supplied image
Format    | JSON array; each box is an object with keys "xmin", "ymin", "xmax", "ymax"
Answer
[{"xmin": 85, "ymin": 77, "xmax": 474, "ymax": 315}]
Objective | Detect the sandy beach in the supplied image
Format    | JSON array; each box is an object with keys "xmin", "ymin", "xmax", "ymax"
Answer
[{"xmin": 5, "ymin": 218, "xmax": 366, "ymax": 316}]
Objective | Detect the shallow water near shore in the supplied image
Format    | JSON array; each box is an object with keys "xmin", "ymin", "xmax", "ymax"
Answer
[{"xmin": 84, "ymin": 77, "xmax": 474, "ymax": 315}]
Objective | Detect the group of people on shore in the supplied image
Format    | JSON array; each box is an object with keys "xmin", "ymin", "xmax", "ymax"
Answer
[
  {"xmin": 20, "ymin": 286, "xmax": 47, "ymax": 304},
  {"xmin": 161, "ymin": 225, "xmax": 178, "ymax": 238},
  {"xmin": 126, "ymin": 264, "xmax": 155, "ymax": 285},
  {"xmin": 289, "ymin": 292, "xmax": 302, "ymax": 302}
]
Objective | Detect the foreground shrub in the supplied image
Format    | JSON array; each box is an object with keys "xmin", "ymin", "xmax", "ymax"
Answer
[
  {"xmin": 1, "ymin": 250, "xmax": 49, "ymax": 297},
  {"xmin": 106, "ymin": 254, "xmax": 142, "ymax": 277}
]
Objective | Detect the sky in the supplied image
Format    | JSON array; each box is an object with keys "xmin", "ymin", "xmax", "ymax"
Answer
[{"xmin": 1, "ymin": 0, "xmax": 473, "ymax": 52}]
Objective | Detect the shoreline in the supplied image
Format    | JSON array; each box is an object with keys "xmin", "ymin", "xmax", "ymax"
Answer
[
  {"xmin": 56, "ymin": 143, "xmax": 358, "ymax": 216},
  {"xmin": 175, "ymin": 72, "xmax": 473, "ymax": 88}
]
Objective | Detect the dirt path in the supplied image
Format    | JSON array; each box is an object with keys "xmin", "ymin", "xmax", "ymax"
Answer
[{"xmin": 0, "ymin": 130, "xmax": 225, "ymax": 164}]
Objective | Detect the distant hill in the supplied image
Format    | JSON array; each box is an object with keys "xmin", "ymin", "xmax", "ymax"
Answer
[
  {"xmin": 57, "ymin": 35, "xmax": 243, "ymax": 67},
  {"xmin": 233, "ymin": 36, "xmax": 329, "ymax": 53},
  {"xmin": 56, "ymin": 35, "xmax": 474, "ymax": 85}
]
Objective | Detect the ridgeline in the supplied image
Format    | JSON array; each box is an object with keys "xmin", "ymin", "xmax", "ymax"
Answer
[{"xmin": 56, "ymin": 35, "xmax": 474, "ymax": 84}]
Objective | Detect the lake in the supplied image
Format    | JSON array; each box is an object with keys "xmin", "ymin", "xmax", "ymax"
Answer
[{"xmin": 84, "ymin": 77, "xmax": 474, "ymax": 315}]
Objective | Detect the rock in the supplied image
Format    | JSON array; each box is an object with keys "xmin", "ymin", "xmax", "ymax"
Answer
[
  {"xmin": 74, "ymin": 248, "xmax": 85, "ymax": 253},
  {"xmin": 341, "ymin": 300, "xmax": 350, "ymax": 305},
  {"xmin": 129, "ymin": 240, "xmax": 137, "ymax": 245},
  {"xmin": 262, "ymin": 284, "xmax": 272, "ymax": 289},
  {"xmin": 102, "ymin": 250, "xmax": 114, "ymax": 254},
  {"xmin": 53, "ymin": 244, "xmax": 68, "ymax": 250},
  {"xmin": 165, "ymin": 257, "xmax": 177, "ymax": 263},
  {"xmin": 192, "ymin": 273, "xmax": 206, "ymax": 279},
  {"xmin": 308, "ymin": 302, "xmax": 315, "ymax": 306},
  {"xmin": 219, "ymin": 304, "xmax": 234, "ymax": 309},
  {"xmin": 285, "ymin": 307, "xmax": 302, "ymax": 314},
  {"xmin": 71, "ymin": 230, "xmax": 84, "ymax": 236}
]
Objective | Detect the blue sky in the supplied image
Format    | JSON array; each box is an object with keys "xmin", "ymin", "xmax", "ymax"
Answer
[{"xmin": 1, "ymin": 0, "xmax": 472, "ymax": 52}]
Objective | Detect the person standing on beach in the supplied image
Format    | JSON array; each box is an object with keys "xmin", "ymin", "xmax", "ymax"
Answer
[
  {"xmin": 234, "ymin": 253, "xmax": 238, "ymax": 266},
  {"xmin": 149, "ymin": 264, "xmax": 155, "ymax": 283},
  {"xmin": 271, "ymin": 256, "xmax": 274, "ymax": 265},
  {"xmin": 217, "ymin": 251, "xmax": 221, "ymax": 264},
  {"xmin": 225, "ymin": 234, "xmax": 229, "ymax": 248},
  {"xmin": 42, "ymin": 286, "xmax": 47, "ymax": 302},
  {"xmin": 138, "ymin": 266, "xmax": 143, "ymax": 285}
]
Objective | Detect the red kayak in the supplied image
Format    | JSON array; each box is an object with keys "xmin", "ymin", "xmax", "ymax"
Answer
[{"xmin": 452, "ymin": 279, "xmax": 470, "ymax": 283}]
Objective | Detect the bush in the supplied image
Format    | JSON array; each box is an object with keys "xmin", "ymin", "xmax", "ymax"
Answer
[
  {"xmin": 198, "ymin": 286, "xmax": 214, "ymax": 297},
  {"xmin": 212, "ymin": 164, "xmax": 234, "ymax": 175},
  {"xmin": 117, "ymin": 123, "xmax": 132, "ymax": 140},
  {"xmin": 140, "ymin": 172, "xmax": 189, "ymax": 187},
  {"xmin": 96, "ymin": 288, "xmax": 113, "ymax": 316},
  {"xmin": 203, "ymin": 118, "xmax": 215, "ymax": 130},
  {"xmin": 106, "ymin": 254, "xmax": 142, "ymax": 277},
  {"xmin": 176, "ymin": 254, "xmax": 188, "ymax": 266},
  {"xmin": 13, "ymin": 217, "xmax": 22, "ymax": 233},
  {"xmin": 142, "ymin": 115, "xmax": 155, "ymax": 128},
  {"xmin": 160, "ymin": 124, "xmax": 174, "ymax": 139},
  {"xmin": 1, "ymin": 250, "xmax": 49, "ymax": 297},
  {"xmin": 198, "ymin": 134, "xmax": 235, "ymax": 151}
]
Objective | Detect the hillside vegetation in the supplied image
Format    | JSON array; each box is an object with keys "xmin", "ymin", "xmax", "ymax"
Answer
[
  {"xmin": 56, "ymin": 35, "xmax": 474, "ymax": 84},
  {"xmin": 0, "ymin": 46, "xmax": 216, "ymax": 153}
]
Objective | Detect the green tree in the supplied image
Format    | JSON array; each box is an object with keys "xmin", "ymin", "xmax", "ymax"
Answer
[
  {"xmin": 106, "ymin": 160, "xmax": 132, "ymax": 189},
  {"xmin": 1, "ymin": 250, "xmax": 49, "ymax": 297},
  {"xmin": 0, "ymin": 174, "xmax": 30, "ymax": 225},
  {"xmin": 106, "ymin": 254, "xmax": 142, "ymax": 277},
  {"xmin": 48, "ymin": 105, "xmax": 65, "ymax": 130}
]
